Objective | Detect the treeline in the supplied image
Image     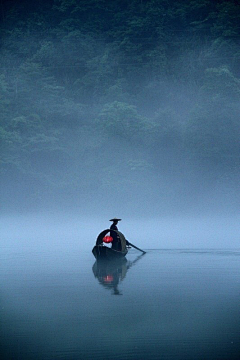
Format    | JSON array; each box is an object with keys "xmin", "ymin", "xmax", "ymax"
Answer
[{"xmin": 0, "ymin": 0, "xmax": 239, "ymax": 211}]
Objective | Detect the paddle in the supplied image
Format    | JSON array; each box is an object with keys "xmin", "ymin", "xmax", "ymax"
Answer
[{"xmin": 127, "ymin": 241, "xmax": 146, "ymax": 254}]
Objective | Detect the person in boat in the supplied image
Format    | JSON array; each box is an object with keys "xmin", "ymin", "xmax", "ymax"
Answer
[
  {"xmin": 109, "ymin": 218, "xmax": 121, "ymax": 251},
  {"xmin": 109, "ymin": 218, "xmax": 129, "ymax": 251}
]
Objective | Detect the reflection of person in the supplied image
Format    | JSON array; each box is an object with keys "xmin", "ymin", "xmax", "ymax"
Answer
[
  {"xmin": 92, "ymin": 253, "xmax": 145, "ymax": 295},
  {"xmin": 109, "ymin": 217, "xmax": 121, "ymax": 250},
  {"xmin": 92, "ymin": 257, "xmax": 127, "ymax": 295}
]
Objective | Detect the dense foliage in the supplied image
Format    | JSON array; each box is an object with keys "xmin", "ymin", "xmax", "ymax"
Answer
[{"xmin": 0, "ymin": 0, "xmax": 239, "ymax": 212}]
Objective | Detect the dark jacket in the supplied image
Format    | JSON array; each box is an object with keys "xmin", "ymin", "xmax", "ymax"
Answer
[
  {"xmin": 110, "ymin": 223, "xmax": 118, "ymax": 232},
  {"xmin": 110, "ymin": 224, "xmax": 121, "ymax": 250}
]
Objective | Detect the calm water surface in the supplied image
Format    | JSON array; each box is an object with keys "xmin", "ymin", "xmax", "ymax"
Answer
[{"xmin": 1, "ymin": 242, "xmax": 239, "ymax": 360}]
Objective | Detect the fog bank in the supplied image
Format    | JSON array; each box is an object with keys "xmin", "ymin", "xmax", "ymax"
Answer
[{"xmin": 1, "ymin": 213, "xmax": 239, "ymax": 251}]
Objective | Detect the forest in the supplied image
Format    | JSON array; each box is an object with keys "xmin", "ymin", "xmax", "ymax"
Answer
[{"xmin": 0, "ymin": 0, "xmax": 239, "ymax": 214}]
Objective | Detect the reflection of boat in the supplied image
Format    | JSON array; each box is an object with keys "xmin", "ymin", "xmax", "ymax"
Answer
[
  {"xmin": 92, "ymin": 258, "xmax": 127, "ymax": 295},
  {"xmin": 92, "ymin": 254, "xmax": 145, "ymax": 295},
  {"xmin": 92, "ymin": 229, "xmax": 128, "ymax": 260}
]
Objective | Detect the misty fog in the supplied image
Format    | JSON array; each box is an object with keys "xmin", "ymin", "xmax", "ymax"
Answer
[
  {"xmin": 1, "ymin": 4, "xmax": 240, "ymax": 360},
  {"xmin": 0, "ymin": 0, "xmax": 239, "ymax": 250},
  {"xmin": 1, "ymin": 213, "xmax": 239, "ymax": 251}
]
